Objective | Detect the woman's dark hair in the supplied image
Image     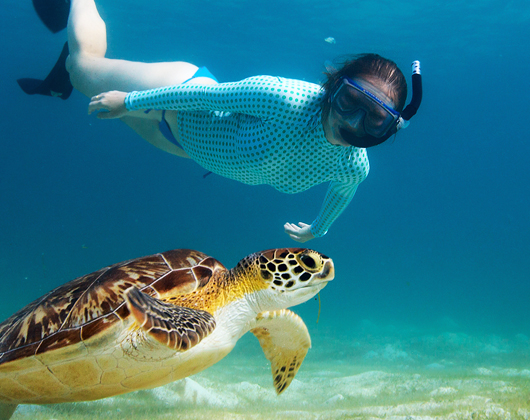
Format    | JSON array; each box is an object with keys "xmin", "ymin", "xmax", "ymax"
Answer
[{"xmin": 321, "ymin": 54, "xmax": 407, "ymax": 119}]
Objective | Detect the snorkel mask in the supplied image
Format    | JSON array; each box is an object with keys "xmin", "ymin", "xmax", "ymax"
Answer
[{"xmin": 331, "ymin": 61, "xmax": 423, "ymax": 148}]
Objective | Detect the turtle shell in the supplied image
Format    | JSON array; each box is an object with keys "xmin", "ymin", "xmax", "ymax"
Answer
[{"xmin": 0, "ymin": 249, "xmax": 225, "ymax": 366}]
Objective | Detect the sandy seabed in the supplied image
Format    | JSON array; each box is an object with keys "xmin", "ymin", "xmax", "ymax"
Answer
[{"xmin": 10, "ymin": 326, "xmax": 530, "ymax": 420}]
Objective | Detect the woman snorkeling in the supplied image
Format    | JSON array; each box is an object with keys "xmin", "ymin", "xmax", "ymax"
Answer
[{"xmin": 19, "ymin": 0, "xmax": 422, "ymax": 242}]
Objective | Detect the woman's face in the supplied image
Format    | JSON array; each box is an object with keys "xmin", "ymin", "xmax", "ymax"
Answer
[{"xmin": 323, "ymin": 74, "xmax": 396, "ymax": 147}]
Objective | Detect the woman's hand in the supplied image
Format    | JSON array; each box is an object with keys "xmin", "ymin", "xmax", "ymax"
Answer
[
  {"xmin": 88, "ymin": 91, "xmax": 129, "ymax": 119},
  {"xmin": 284, "ymin": 222, "xmax": 315, "ymax": 243}
]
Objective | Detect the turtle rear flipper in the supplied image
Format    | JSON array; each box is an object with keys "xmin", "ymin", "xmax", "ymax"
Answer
[
  {"xmin": 125, "ymin": 287, "xmax": 216, "ymax": 352},
  {"xmin": 250, "ymin": 309, "xmax": 311, "ymax": 394},
  {"xmin": 0, "ymin": 403, "xmax": 18, "ymax": 420}
]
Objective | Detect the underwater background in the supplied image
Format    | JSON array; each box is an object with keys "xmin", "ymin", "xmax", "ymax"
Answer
[{"xmin": 1, "ymin": 0, "xmax": 529, "ymax": 418}]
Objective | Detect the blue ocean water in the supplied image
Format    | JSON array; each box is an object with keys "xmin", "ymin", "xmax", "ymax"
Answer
[{"xmin": 1, "ymin": 0, "xmax": 530, "ymax": 417}]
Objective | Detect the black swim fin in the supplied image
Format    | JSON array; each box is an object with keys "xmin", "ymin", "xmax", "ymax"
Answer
[
  {"xmin": 17, "ymin": 42, "xmax": 73, "ymax": 100},
  {"xmin": 32, "ymin": 0, "xmax": 70, "ymax": 33}
]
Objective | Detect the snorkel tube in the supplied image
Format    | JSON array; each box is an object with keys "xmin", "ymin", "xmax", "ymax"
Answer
[{"xmin": 400, "ymin": 60, "xmax": 422, "ymax": 123}]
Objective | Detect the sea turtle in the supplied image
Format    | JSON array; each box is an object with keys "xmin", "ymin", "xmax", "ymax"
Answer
[{"xmin": 0, "ymin": 247, "xmax": 334, "ymax": 419}]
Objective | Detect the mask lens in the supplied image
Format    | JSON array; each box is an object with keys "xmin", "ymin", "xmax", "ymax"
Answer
[
  {"xmin": 332, "ymin": 78, "xmax": 399, "ymax": 138},
  {"xmin": 363, "ymin": 109, "xmax": 397, "ymax": 137},
  {"xmin": 339, "ymin": 127, "xmax": 393, "ymax": 148}
]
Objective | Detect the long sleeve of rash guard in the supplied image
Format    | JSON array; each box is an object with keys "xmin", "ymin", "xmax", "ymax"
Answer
[
  {"xmin": 125, "ymin": 75, "xmax": 321, "ymax": 125},
  {"xmin": 310, "ymin": 181, "xmax": 359, "ymax": 237}
]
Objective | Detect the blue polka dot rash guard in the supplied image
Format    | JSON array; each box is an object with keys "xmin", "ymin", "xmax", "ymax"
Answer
[{"xmin": 125, "ymin": 76, "xmax": 370, "ymax": 237}]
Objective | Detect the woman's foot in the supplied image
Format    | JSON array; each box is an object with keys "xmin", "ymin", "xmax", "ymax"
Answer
[{"xmin": 32, "ymin": 0, "xmax": 70, "ymax": 33}]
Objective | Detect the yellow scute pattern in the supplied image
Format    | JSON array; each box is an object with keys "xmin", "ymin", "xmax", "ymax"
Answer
[
  {"xmin": 15, "ymin": 370, "xmax": 68, "ymax": 396},
  {"xmin": 48, "ymin": 358, "xmax": 102, "ymax": 388},
  {"xmin": 100, "ymin": 368, "xmax": 127, "ymax": 385}
]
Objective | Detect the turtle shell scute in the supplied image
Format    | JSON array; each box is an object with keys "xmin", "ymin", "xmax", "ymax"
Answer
[{"xmin": 0, "ymin": 249, "xmax": 223, "ymax": 364}]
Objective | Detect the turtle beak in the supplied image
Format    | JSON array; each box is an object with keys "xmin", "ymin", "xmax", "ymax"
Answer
[
  {"xmin": 316, "ymin": 259, "xmax": 335, "ymax": 281},
  {"xmin": 306, "ymin": 259, "xmax": 334, "ymax": 292}
]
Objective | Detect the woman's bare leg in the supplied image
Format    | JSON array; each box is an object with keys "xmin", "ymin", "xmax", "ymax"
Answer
[
  {"xmin": 118, "ymin": 114, "xmax": 190, "ymax": 157},
  {"xmin": 66, "ymin": 0, "xmax": 200, "ymax": 97},
  {"xmin": 65, "ymin": 0, "xmax": 219, "ymax": 157}
]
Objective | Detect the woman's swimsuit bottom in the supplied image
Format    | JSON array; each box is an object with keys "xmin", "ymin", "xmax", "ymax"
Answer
[{"xmin": 158, "ymin": 66, "xmax": 218, "ymax": 149}]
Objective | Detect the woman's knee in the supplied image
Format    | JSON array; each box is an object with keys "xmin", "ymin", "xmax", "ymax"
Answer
[
  {"xmin": 65, "ymin": 53, "xmax": 101, "ymax": 96},
  {"xmin": 65, "ymin": 53, "xmax": 83, "ymax": 91}
]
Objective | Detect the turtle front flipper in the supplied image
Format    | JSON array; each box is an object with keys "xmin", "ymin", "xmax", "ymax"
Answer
[
  {"xmin": 250, "ymin": 309, "xmax": 311, "ymax": 395},
  {"xmin": 125, "ymin": 287, "xmax": 216, "ymax": 352}
]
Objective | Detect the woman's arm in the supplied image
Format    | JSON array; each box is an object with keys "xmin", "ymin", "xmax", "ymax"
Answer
[
  {"xmin": 303, "ymin": 149, "xmax": 370, "ymax": 240},
  {"xmin": 284, "ymin": 180, "xmax": 360, "ymax": 242},
  {"xmin": 88, "ymin": 76, "xmax": 322, "ymax": 123},
  {"xmin": 310, "ymin": 181, "xmax": 359, "ymax": 237}
]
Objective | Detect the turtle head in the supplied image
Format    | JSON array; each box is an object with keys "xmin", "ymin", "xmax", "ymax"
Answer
[{"xmin": 235, "ymin": 248, "xmax": 335, "ymax": 312}]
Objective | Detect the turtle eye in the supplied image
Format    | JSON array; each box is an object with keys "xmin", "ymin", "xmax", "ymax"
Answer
[{"xmin": 300, "ymin": 254, "xmax": 316, "ymax": 269}]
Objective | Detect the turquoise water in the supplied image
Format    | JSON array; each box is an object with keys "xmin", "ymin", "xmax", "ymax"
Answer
[{"xmin": 1, "ymin": 0, "xmax": 530, "ymax": 418}]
